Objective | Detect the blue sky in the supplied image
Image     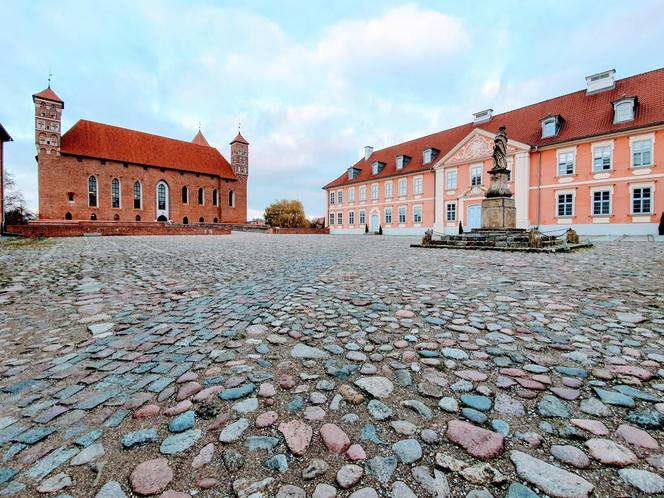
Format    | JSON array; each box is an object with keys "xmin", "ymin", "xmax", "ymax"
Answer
[{"xmin": 2, "ymin": 0, "xmax": 663, "ymax": 219}]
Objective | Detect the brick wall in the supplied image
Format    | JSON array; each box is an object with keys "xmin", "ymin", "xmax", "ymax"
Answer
[
  {"xmin": 37, "ymin": 152, "xmax": 246, "ymax": 224},
  {"xmin": 6, "ymin": 221, "xmax": 231, "ymax": 238},
  {"xmin": 269, "ymin": 227, "xmax": 330, "ymax": 234}
]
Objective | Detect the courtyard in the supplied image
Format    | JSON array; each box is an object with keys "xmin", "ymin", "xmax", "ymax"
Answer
[{"xmin": 0, "ymin": 232, "xmax": 663, "ymax": 497}]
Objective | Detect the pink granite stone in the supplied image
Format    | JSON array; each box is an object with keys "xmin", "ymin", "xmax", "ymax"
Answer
[
  {"xmin": 176, "ymin": 382, "xmax": 202, "ymax": 401},
  {"xmin": 346, "ymin": 444, "xmax": 367, "ymax": 461},
  {"xmin": 133, "ymin": 404, "xmax": 160, "ymax": 419},
  {"xmin": 585, "ymin": 439, "xmax": 638, "ymax": 467},
  {"xmin": 570, "ymin": 419, "xmax": 609, "ymax": 436},
  {"xmin": 130, "ymin": 458, "xmax": 173, "ymax": 496},
  {"xmin": 446, "ymin": 420, "xmax": 504, "ymax": 460},
  {"xmin": 163, "ymin": 400, "xmax": 193, "ymax": 416},
  {"xmin": 279, "ymin": 420, "xmax": 313, "ymax": 456},
  {"xmin": 454, "ymin": 370, "xmax": 488, "ymax": 382},
  {"xmin": 256, "ymin": 411, "xmax": 279, "ymax": 428},
  {"xmin": 616, "ymin": 424, "xmax": 659, "ymax": 450},
  {"xmin": 320, "ymin": 423, "xmax": 351, "ymax": 454}
]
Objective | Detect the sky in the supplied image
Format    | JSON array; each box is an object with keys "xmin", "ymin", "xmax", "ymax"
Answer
[{"xmin": 1, "ymin": 0, "xmax": 663, "ymax": 219}]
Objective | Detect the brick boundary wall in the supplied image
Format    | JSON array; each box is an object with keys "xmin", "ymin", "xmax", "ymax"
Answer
[
  {"xmin": 269, "ymin": 227, "xmax": 329, "ymax": 234},
  {"xmin": 5, "ymin": 221, "xmax": 231, "ymax": 238}
]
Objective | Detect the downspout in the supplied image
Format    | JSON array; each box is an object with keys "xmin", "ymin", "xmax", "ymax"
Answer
[{"xmin": 535, "ymin": 146, "xmax": 541, "ymax": 229}]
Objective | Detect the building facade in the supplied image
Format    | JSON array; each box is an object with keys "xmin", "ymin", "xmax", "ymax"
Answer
[
  {"xmin": 33, "ymin": 86, "xmax": 248, "ymax": 224},
  {"xmin": 0, "ymin": 124, "xmax": 13, "ymax": 230},
  {"xmin": 324, "ymin": 68, "xmax": 664, "ymax": 236}
]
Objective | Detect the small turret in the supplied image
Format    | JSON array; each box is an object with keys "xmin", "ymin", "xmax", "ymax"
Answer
[
  {"xmin": 230, "ymin": 130, "xmax": 249, "ymax": 176},
  {"xmin": 33, "ymin": 84, "xmax": 64, "ymax": 155}
]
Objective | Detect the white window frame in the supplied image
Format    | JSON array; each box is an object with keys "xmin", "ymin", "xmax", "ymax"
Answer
[
  {"xmin": 556, "ymin": 190, "xmax": 575, "ymax": 217},
  {"xmin": 591, "ymin": 188, "xmax": 612, "ymax": 216},
  {"xmin": 359, "ymin": 185, "xmax": 366, "ymax": 202},
  {"xmin": 557, "ymin": 148, "xmax": 576, "ymax": 176},
  {"xmin": 630, "ymin": 184, "xmax": 654, "ymax": 215},
  {"xmin": 337, "ymin": 190, "xmax": 343, "ymax": 204},
  {"xmin": 614, "ymin": 99, "xmax": 635, "ymax": 123},
  {"xmin": 371, "ymin": 183, "xmax": 379, "ymax": 200},
  {"xmin": 384, "ymin": 207, "xmax": 392, "ymax": 224},
  {"xmin": 384, "ymin": 181, "xmax": 393, "ymax": 199},
  {"xmin": 446, "ymin": 169, "xmax": 457, "ymax": 190},
  {"xmin": 348, "ymin": 210, "xmax": 355, "ymax": 225},
  {"xmin": 630, "ymin": 134, "xmax": 654, "ymax": 168},
  {"xmin": 446, "ymin": 202, "xmax": 456, "ymax": 222},
  {"xmin": 337, "ymin": 212, "xmax": 343, "ymax": 225},
  {"xmin": 423, "ymin": 149, "xmax": 432, "ymax": 164},
  {"xmin": 398, "ymin": 206, "xmax": 407, "ymax": 224},
  {"xmin": 348, "ymin": 187, "xmax": 355, "ymax": 202},
  {"xmin": 413, "ymin": 176, "xmax": 423, "ymax": 195},
  {"xmin": 470, "ymin": 164, "xmax": 483, "ymax": 186},
  {"xmin": 413, "ymin": 205, "xmax": 422, "ymax": 224},
  {"xmin": 359, "ymin": 209, "xmax": 366, "ymax": 225},
  {"xmin": 396, "ymin": 156, "xmax": 404, "ymax": 170},
  {"xmin": 329, "ymin": 191, "xmax": 335, "ymax": 205},
  {"xmin": 88, "ymin": 175, "xmax": 98, "ymax": 208},
  {"xmin": 329, "ymin": 212, "xmax": 334, "ymax": 226},
  {"xmin": 592, "ymin": 141, "xmax": 613, "ymax": 172},
  {"xmin": 398, "ymin": 179, "xmax": 407, "ymax": 197},
  {"xmin": 133, "ymin": 181, "xmax": 142, "ymax": 210},
  {"xmin": 542, "ymin": 117, "xmax": 558, "ymax": 138}
]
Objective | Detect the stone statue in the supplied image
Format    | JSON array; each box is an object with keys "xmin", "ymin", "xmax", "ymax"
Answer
[
  {"xmin": 491, "ymin": 126, "xmax": 508, "ymax": 172},
  {"xmin": 485, "ymin": 126, "xmax": 513, "ymax": 198}
]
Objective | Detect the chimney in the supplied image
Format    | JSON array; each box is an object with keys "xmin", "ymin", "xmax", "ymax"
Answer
[
  {"xmin": 364, "ymin": 146, "xmax": 373, "ymax": 161},
  {"xmin": 586, "ymin": 69, "xmax": 615, "ymax": 94},
  {"xmin": 472, "ymin": 109, "xmax": 493, "ymax": 125}
]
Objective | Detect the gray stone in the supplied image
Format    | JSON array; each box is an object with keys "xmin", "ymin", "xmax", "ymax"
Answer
[
  {"xmin": 510, "ymin": 450, "xmax": 593, "ymax": 497},
  {"xmin": 160, "ymin": 428, "xmax": 202, "ymax": 454},
  {"xmin": 392, "ymin": 439, "xmax": 422, "ymax": 463},
  {"xmin": 95, "ymin": 481, "xmax": 127, "ymax": 498},
  {"xmin": 619, "ymin": 468, "xmax": 664, "ymax": 494}
]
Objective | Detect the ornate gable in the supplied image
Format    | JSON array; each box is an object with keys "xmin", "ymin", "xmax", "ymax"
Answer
[{"xmin": 443, "ymin": 130, "xmax": 522, "ymax": 166}]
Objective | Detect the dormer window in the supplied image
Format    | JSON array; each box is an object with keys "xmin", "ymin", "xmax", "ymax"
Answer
[
  {"xmin": 347, "ymin": 167, "xmax": 360, "ymax": 180},
  {"xmin": 613, "ymin": 97, "xmax": 636, "ymax": 123},
  {"xmin": 371, "ymin": 161, "xmax": 386, "ymax": 175},
  {"xmin": 541, "ymin": 115, "xmax": 562, "ymax": 139},
  {"xmin": 423, "ymin": 148, "xmax": 439, "ymax": 164},
  {"xmin": 395, "ymin": 155, "xmax": 411, "ymax": 170}
]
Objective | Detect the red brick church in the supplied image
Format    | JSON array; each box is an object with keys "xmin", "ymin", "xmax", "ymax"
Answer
[{"xmin": 33, "ymin": 86, "xmax": 248, "ymax": 224}]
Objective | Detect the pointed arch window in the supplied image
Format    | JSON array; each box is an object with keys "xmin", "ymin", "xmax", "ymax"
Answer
[
  {"xmin": 182, "ymin": 186, "xmax": 189, "ymax": 204},
  {"xmin": 213, "ymin": 189, "xmax": 219, "ymax": 206},
  {"xmin": 111, "ymin": 178, "xmax": 121, "ymax": 208},
  {"xmin": 198, "ymin": 187, "xmax": 204, "ymax": 205},
  {"xmin": 229, "ymin": 190, "xmax": 235, "ymax": 207},
  {"xmin": 133, "ymin": 181, "xmax": 142, "ymax": 209},
  {"xmin": 88, "ymin": 176, "xmax": 98, "ymax": 207}
]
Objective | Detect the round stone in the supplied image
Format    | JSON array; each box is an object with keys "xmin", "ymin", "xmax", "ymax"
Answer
[{"xmin": 129, "ymin": 458, "xmax": 173, "ymax": 496}]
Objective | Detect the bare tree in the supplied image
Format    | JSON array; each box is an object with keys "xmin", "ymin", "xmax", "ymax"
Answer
[{"xmin": 3, "ymin": 172, "xmax": 34, "ymax": 225}]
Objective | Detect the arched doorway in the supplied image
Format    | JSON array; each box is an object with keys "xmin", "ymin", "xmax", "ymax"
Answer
[{"xmin": 156, "ymin": 181, "xmax": 170, "ymax": 221}]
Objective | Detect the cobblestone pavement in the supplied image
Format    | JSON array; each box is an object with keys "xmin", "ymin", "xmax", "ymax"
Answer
[{"xmin": 0, "ymin": 233, "xmax": 663, "ymax": 498}]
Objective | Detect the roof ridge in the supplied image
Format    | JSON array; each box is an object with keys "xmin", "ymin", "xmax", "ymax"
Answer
[{"xmin": 363, "ymin": 66, "xmax": 664, "ymax": 157}]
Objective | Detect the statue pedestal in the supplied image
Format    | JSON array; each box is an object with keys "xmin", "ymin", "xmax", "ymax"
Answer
[{"xmin": 481, "ymin": 196, "xmax": 516, "ymax": 229}]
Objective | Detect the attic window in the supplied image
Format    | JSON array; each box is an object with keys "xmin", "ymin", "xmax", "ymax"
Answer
[
  {"xmin": 541, "ymin": 115, "xmax": 562, "ymax": 139},
  {"xmin": 472, "ymin": 109, "xmax": 493, "ymax": 124},
  {"xmin": 613, "ymin": 97, "xmax": 636, "ymax": 123},
  {"xmin": 371, "ymin": 161, "xmax": 386, "ymax": 175},
  {"xmin": 423, "ymin": 148, "xmax": 439, "ymax": 164},
  {"xmin": 396, "ymin": 155, "xmax": 411, "ymax": 170},
  {"xmin": 348, "ymin": 167, "xmax": 360, "ymax": 180}
]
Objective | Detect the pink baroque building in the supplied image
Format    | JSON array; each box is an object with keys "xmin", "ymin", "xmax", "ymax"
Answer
[{"xmin": 323, "ymin": 67, "xmax": 664, "ymax": 236}]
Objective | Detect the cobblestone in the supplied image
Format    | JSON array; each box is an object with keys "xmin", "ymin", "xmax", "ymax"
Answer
[{"xmin": 0, "ymin": 234, "xmax": 662, "ymax": 496}]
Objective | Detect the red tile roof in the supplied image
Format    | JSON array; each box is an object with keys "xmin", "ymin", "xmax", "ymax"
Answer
[
  {"xmin": 61, "ymin": 120, "xmax": 236, "ymax": 179},
  {"xmin": 191, "ymin": 130, "xmax": 210, "ymax": 146},
  {"xmin": 33, "ymin": 87, "xmax": 64, "ymax": 105},
  {"xmin": 324, "ymin": 67, "xmax": 664, "ymax": 189},
  {"xmin": 231, "ymin": 132, "xmax": 249, "ymax": 145}
]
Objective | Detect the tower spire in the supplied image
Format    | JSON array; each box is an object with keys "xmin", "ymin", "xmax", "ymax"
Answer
[{"xmin": 48, "ymin": 70, "xmax": 52, "ymax": 88}]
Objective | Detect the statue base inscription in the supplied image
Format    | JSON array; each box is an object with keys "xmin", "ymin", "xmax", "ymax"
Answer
[{"xmin": 481, "ymin": 196, "xmax": 516, "ymax": 229}]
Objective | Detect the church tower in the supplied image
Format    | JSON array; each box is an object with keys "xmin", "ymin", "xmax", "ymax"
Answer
[
  {"xmin": 33, "ymin": 85, "xmax": 64, "ymax": 155},
  {"xmin": 230, "ymin": 131, "xmax": 249, "ymax": 176}
]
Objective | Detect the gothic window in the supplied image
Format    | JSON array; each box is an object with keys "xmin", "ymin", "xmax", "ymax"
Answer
[
  {"xmin": 183, "ymin": 216, "xmax": 189, "ymax": 225},
  {"xmin": 198, "ymin": 187, "xmax": 204, "ymax": 205},
  {"xmin": 88, "ymin": 176, "xmax": 98, "ymax": 207},
  {"xmin": 229, "ymin": 190, "xmax": 235, "ymax": 207},
  {"xmin": 133, "ymin": 181, "xmax": 142, "ymax": 209},
  {"xmin": 182, "ymin": 186, "xmax": 189, "ymax": 204},
  {"xmin": 213, "ymin": 189, "xmax": 219, "ymax": 206},
  {"xmin": 213, "ymin": 217, "xmax": 218, "ymax": 223},
  {"xmin": 199, "ymin": 217, "xmax": 205, "ymax": 223},
  {"xmin": 65, "ymin": 212, "xmax": 72, "ymax": 220},
  {"xmin": 111, "ymin": 178, "xmax": 120, "ymax": 208},
  {"xmin": 157, "ymin": 183, "xmax": 167, "ymax": 210}
]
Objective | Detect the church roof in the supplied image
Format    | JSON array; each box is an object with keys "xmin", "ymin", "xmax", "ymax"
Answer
[
  {"xmin": 231, "ymin": 131, "xmax": 249, "ymax": 145},
  {"xmin": 33, "ymin": 87, "xmax": 64, "ymax": 105},
  {"xmin": 192, "ymin": 130, "xmax": 210, "ymax": 146},
  {"xmin": 324, "ymin": 66, "xmax": 664, "ymax": 189},
  {"xmin": 61, "ymin": 120, "xmax": 236, "ymax": 179},
  {"xmin": 0, "ymin": 123, "xmax": 12, "ymax": 142}
]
